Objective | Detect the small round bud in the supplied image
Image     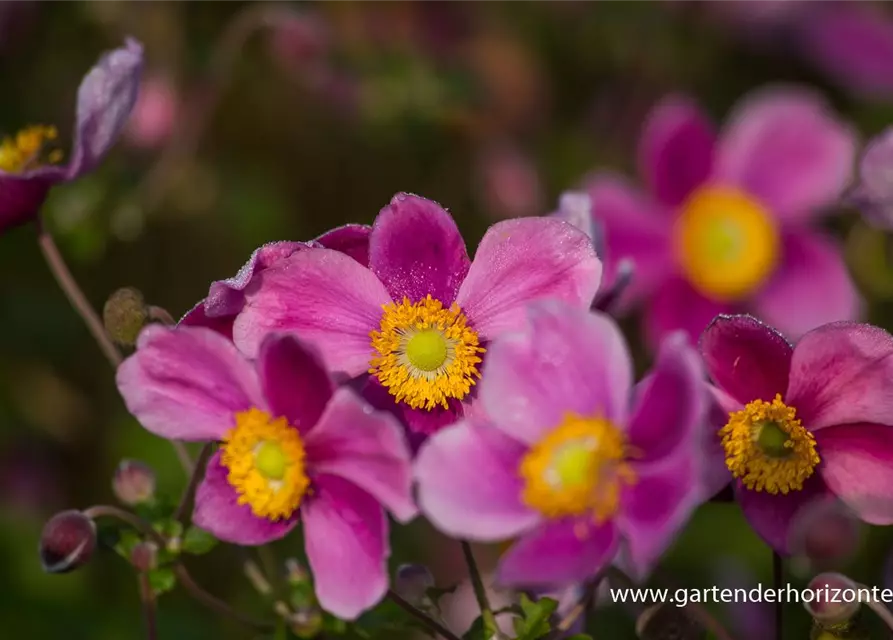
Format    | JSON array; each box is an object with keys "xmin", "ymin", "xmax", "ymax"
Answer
[
  {"xmin": 130, "ymin": 541, "xmax": 158, "ymax": 573},
  {"xmin": 805, "ymin": 573, "xmax": 861, "ymax": 626},
  {"xmin": 103, "ymin": 287, "xmax": 148, "ymax": 346},
  {"xmin": 112, "ymin": 459, "xmax": 156, "ymax": 506},
  {"xmin": 285, "ymin": 558, "xmax": 309, "ymax": 585},
  {"xmin": 39, "ymin": 510, "xmax": 97, "ymax": 574},
  {"xmin": 288, "ymin": 604, "xmax": 323, "ymax": 639},
  {"xmin": 790, "ymin": 500, "xmax": 862, "ymax": 575},
  {"xmin": 394, "ymin": 563, "xmax": 435, "ymax": 607},
  {"xmin": 636, "ymin": 604, "xmax": 705, "ymax": 640}
]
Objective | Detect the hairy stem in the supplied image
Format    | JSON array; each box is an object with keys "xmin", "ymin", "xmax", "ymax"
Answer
[
  {"xmin": 386, "ymin": 589, "xmax": 462, "ymax": 640},
  {"xmin": 773, "ymin": 551, "xmax": 783, "ymax": 639},
  {"xmin": 174, "ymin": 443, "xmax": 213, "ymax": 526},
  {"xmin": 460, "ymin": 541, "xmax": 498, "ymax": 635},
  {"xmin": 138, "ymin": 572, "xmax": 158, "ymax": 640}
]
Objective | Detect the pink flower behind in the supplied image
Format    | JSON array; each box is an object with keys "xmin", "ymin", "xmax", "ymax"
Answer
[
  {"xmin": 116, "ymin": 326, "xmax": 416, "ymax": 619},
  {"xmin": 587, "ymin": 87, "xmax": 860, "ymax": 347},
  {"xmin": 125, "ymin": 75, "xmax": 178, "ymax": 149}
]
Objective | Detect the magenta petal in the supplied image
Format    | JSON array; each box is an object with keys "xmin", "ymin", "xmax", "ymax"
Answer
[
  {"xmin": 700, "ymin": 314, "xmax": 792, "ymax": 405},
  {"xmin": 257, "ymin": 334, "xmax": 334, "ymax": 434},
  {"xmin": 480, "ymin": 301, "xmax": 633, "ymax": 445},
  {"xmin": 627, "ymin": 332, "xmax": 705, "ymax": 463},
  {"xmin": 415, "ymin": 420, "xmax": 539, "ymax": 540},
  {"xmin": 455, "ymin": 217, "xmax": 602, "ymax": 340},
  {"xmin": 179, "ymin": 301, "xmax": 235, "ymax": 340},
  {"xmin": 786, "ymin": 322, "xmax": 893, "ymax": 430},
  {"xmin": 752, "ymin": 231, "xmax": 861, "ymax": 341},
  {"xmin": 67, "ymin": 38, "xmax": 144, "ymax": 179},
  {"xmin": 817, "ymin": 423, "xmax": 893, "ymax": 524},
  {"xmin": 315, "ymin": 224, "xmax": 371, "ymax": 266},
  {"xmin": 496, "ymin": 518, "xmax": 618, "ymax": 588},
  {"xmin": 714, "ymin": 86, "xmax": 856, "ymax": 223},
  {"xmin": 302, "ymin": 474, "xmax": 389, "ymax": 620},
  {"xmin": 0, "ymin": 176, "xmax": 53, "ymax": 232},
  {"xmin": 192, "ymin": 451, "xmax": 299, "ymax": 545},
  {"xmin": 369, "ymin": 193, "xmax": 469, "ymax": 305},
  {"xmin": 233, "ymin": 248, "xmax": 391, "ymax": 373},
  {"xmin": 205, "ymin": 242, "xmax": 307, "ymax": 318},
  {"xmin": 639, "ymin": 95, "xmax": 716, "ymax": 208},
  {"xmin": 360, "ymin": 375, "xmax": 464, "ymax": 439},
  {"xmin": 736, "ymin": 474, "xmax": 829, "ymax": 554},
  {"xmin": 644, "ymin": 277, "xmax": 734, "ymax": 348},
  {"xmin": 304, "ymin": 388, "xmax": 416, "ymax": 522},
  {"xmin": 619, "ymin": 453, "xmax": 702, "ymax": 581},
  {"xmin": 585, "ymin": 173, "xmax": 672, "ymax": 307},
  {"xmin": 116, "ymin": 325, "xmax": 264, "ymax": 441}
]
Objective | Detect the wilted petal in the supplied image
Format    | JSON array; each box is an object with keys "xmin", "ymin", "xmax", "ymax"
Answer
[
  {"xmin": 455, "ymin": 217, "xmax": 602, "ymax": 340},
  {"xmin": 193, "ymin": 452, "xmax": 299, "ymax": 545},
  {"xmin": 116, "ymin": 325, "xmax": 264, "ymax": 441},
  {"xmin": 302, "ymin": 475, "xmax": 389, "ymax": 620}
]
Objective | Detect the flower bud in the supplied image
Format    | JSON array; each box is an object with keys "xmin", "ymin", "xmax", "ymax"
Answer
[
  {"xmin": 394, "ymin": 563, "xmax": 435, "ymax": 607},
  {"xmin": 288, "ymin": 604, "xmax": 323, "ymax": 639},
  {"xmin": 805, "ymin": 573, "xmax": 861, "ymax": 626},
  {"xmin": 636, "ymin": 604, "xmax": 704, "ymax": 640},
  {"xmin": 130, "ymin": 541, "xmax": 158, "ymax": 572},
  {"xmin": 39, "ymin": 510, "xmax": 97, "ymax": 573},
  {"xmin": 112, "ymin": 459, "xmax": 156, "ymax": 505},
  {"xmin": 789, "ymin": 500, "xmax": 862, "ymax": 575},
  {"xmin": 103, "ymin": 287, "xmax": 148, "ymax": 346},
  {"xmin": 285, "ymin": 557, "xmax": 309, "ymax": 585}
]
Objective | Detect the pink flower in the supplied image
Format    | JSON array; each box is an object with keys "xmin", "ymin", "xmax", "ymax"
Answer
[
  {"xmin": 700, "ymin": 314, "xmax": 893, "ymax": 554},
  {"xmin": 587, "ymin": 88, "xmax": 860, "ymax": 347},
  {"xmin": 232, "ymin": 193, "xmax": 601, "ymax": 439},
  {"xmin": 116, "ymin": 326, "xmax": 416, "ymax": 619},
  {"xmin": 415, "ymin": 300, "xmax": 706, "ymax": 587}
]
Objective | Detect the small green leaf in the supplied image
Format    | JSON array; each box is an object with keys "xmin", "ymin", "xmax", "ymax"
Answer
[
  {"xmin": 462, "ymin": 616, "xmax": 487, "ymax": 640},
  {"xmin": 154, "ymin": 518, "xmax": 183, "ymax": 540},
  {"xmin": 113, "ymin": 529, "xmax": 142, "ymax": 558},
  {"xmin": 147, "ymin": 566, "xmax": 177, "ymax": 596},
  {"xmin": 564, "ymin": 635, "xmax": 593, "ymax": 640},
  {"xmin": 514, "ymin": 594, "xmax": 558, "ymax": 640},
  {"xmin": 182, "ymin": 526, "xmax": 218, "ymax": 555}
]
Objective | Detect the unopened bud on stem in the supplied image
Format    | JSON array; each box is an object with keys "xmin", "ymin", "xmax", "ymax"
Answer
[
  {"xmin": 112, "ymin": 459, "xmax": 156, "ymax": 506},
  {"xmin": 39, "ymin": 510, "xmax": 97, "ymax": 574},
  {"xmin": 805, "ymin": 573, "xmax": 861, "ymax": 627},
  {"xmin": 103, "ymin": 287, "xmax": 148, "ymax": 346},
  {"xmin": 394, "ymin": 563, "xmax": 435, "ymax": 607},
  {"xmin": 636, "ymin": 604, "xmax": 705, "ymax": 640},
  {"xmin": 130, "ymin": 541, "xmax": 158, "ymax": 572}
]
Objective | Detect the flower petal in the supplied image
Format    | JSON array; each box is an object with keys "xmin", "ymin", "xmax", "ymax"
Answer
[
  {"xmin": 116, "ymin": 325, "xmax": 263, "ymax": 441},
  {"xmin": 699, "ymin": 314, "xmax": 792, "ymax": 405},
  {"xmin": 639, "ymin": 95, "xmax": 716, "ymax": 208},
  {"xmin": 360, "ymin": 372, "xmax": 465, "ymax": 441},
  {"xmin": 0, "ymin": 176, "xmax": 54, "ymax": 232},
  {"xmin": 67, "ymin": 38, "xmax": 144, "ymax": 179},
  {"xmin": 205, "ymin": 242, "xmax": 307, "ymax": 318},
  {"xmin": 786, "ymin": 322, "xmax": 893, "ymax": 430},
  {"xmin": 644, "ymin": 277, "xmax": 734, "ymax": 348},
  {"xmin": 304, "ymin": 387, "xmax": 416, "ymax": 522},
  {"xmin": 233, "ymin": 248, "xmax": 391, "ymax": 373},
  {"xmin": 751, "ymin": 231, "xmax": 861, "ymax": 341},
  {"xmin": 455, "ymin": 217, "xmax": 602, "ymax": 340},
  {"xmin": 414, "ymin": 420, "xmax": 539, "ymax": 541},
  {"xmin": 496, "ymin": 518, "xmax": 618, "ymax": 588},
  {"xmin": 627, "ymin": 331, "xmax": 705, "ymax": 462},
  {"xmin": 551, "ymin": 191, "xmax": 601, "ymax": 248},
  {"xmin": 817, "ymin": 423, "xmax": 893, "ymax": 524},
  {"xmin": 302, "ymin": 474, "xmax": 389, "ymax": 620},
  {"xmin": 619, "ymin": 452, "xmax": 702, "ymax": 581},
  {"xmin": 369, "ymin": 193, "xmax": 469, "ymax": 305},
  {"xmin": 480, "ymin": 301, "xmax": 633, "ymax": 445},
  {"xmin": 315, "ymin": 224, "xmax": 372, "ymax": 266},
  {"xmin": 192, "ymin": 451, "xmax": 299, "ymax": 545},
  {"xmin": 585, "ymin": 173, "xmax": 672, "ymax": 307},
  {"xmin": 178, "ymin": 300, "xmax": 235, "ymax": 340},
  {"xmin": 736, "ymin": 473, "xmax": 829, "ymax": 554},
  {"xmin": 257, "ymin": 333, "xmax": 334, "ymax": 434},
  {"xmin": 714, "ymin": 86, "xmax": 856, "ymax": 223}
]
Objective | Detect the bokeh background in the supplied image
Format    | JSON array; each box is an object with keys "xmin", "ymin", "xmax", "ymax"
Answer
[{"xmin": 4, "ymin": 1, "xmax": 893, "ymax": 638}]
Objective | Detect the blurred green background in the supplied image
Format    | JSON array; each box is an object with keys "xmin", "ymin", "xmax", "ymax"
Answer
[{"xmin": 3, "ymin": 1, "xmax": 893, "ymax": 638}]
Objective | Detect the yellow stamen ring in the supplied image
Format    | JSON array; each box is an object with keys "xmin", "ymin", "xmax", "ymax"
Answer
[
  {"xmin": 0, "ymin": 125, "xmax": 64, "ymax": 173},
  {"xmin": 221, "ymin": 408, "xmax": 310, "ymax": 520},
  {"xmin": 520, "ymin": 414, "xmax": 636, "ymax": 523},
  {"xmin": 720, "ymin": 394, "xmax": 820, "ymax": 494},
  {"xmin": 369, "ymin": 295, "xmax": 485, "ymax": 411}
]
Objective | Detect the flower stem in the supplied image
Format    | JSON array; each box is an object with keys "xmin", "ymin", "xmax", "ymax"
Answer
[
  {"xmin": 773, "ymin": 550, "xmax": 783, "ymax": 638},
  {"xmin": 173, "ymin": 443, "xmax": 213, "ymax": 527},
  {"xmin": 386, "ymin": 589, "xmax": 462, "ymax": 640},
  {"xmin": 857, "ymin": 583, "xmax": 893, "ymax": 632},
  {"xmin": 460, "ymin": 541, "xmax": 498, "ymax": 636},
  {"xmin": 138, "ymin": 571, "xmax": 158, "ymax": 640}
]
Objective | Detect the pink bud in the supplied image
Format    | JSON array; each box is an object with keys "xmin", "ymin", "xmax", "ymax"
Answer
[
  {"xmin": 112, "ymin": 459, "xmax": 156, "ymax": 506},
  {"xmin": 269, "ymin": 13, "xmax": 329, "ymax": 73},
  {"xmin": 789, "ymin": 499, "xmax": 862, "ymax": 574},
  {"xmin": 130, "ymin": 541, "xmax": 158, "ymax": 573},
  {"xmin": 804, "ymin": 572, "xmax": 861, "ymax": 625},
  {"xmin": 39, "ymin": 510, "xmax": 96, "ymax": 573},
  {"xmin": 477, "ymin": 144, "xmax": 544, "ymax": 220},
  {"xmin": 126, "ymin": 76, "xmax": 178, "ymax": 149}
]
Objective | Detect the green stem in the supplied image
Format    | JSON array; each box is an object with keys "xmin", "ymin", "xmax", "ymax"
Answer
[
  {"xmin": 460, "ymin": 541, "xmax": 498, "ymax": 635},
  {"xmin": 387, "ymin": 589, "xmax": 462, "ymax": 640}
]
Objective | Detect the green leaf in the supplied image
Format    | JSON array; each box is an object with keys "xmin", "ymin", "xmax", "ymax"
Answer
[
  {"xmin": 564, "ymin": 635, "xmax": 593, "ymax": 640},
  {"xmin": 514, "ymin": 594, "xmax": 558, "ymax": 640},
  {"xmin": 147, "ymin": 566, "xmax": 177, "ymax": 596},
  {"xmin": 113, "ymin": 529, "xmax": 142, "ymax": 559},
  {"xmin": 182, "ymin": 526, "xmax": 218, "ymax": 555},
  {"xmin": 462, "ymin": 616, "xmax": 487, "ymax": 640}
]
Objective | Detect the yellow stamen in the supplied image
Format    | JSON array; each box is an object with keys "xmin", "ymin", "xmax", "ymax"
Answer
[
  {"xmin": 369, "ymin": 295, "xmax": 485, "ymax": 410},
  {"xmin": 720, "ymin": 394, "xmax": 820, "ymax": 494},
  {"xmin": 519, "ymin": 414, "xmax": 636, "ymax": 522},
  {"xmin": 220, "ymin": 408, "xmax": 310, "ymax": 520},
  {"xmin": 673, "ymin": 186, "xmax": 779, "ymax": 301},
  {"xmin": 0, "ymin": 125, "xmax": 64, "ymax": 173}
]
